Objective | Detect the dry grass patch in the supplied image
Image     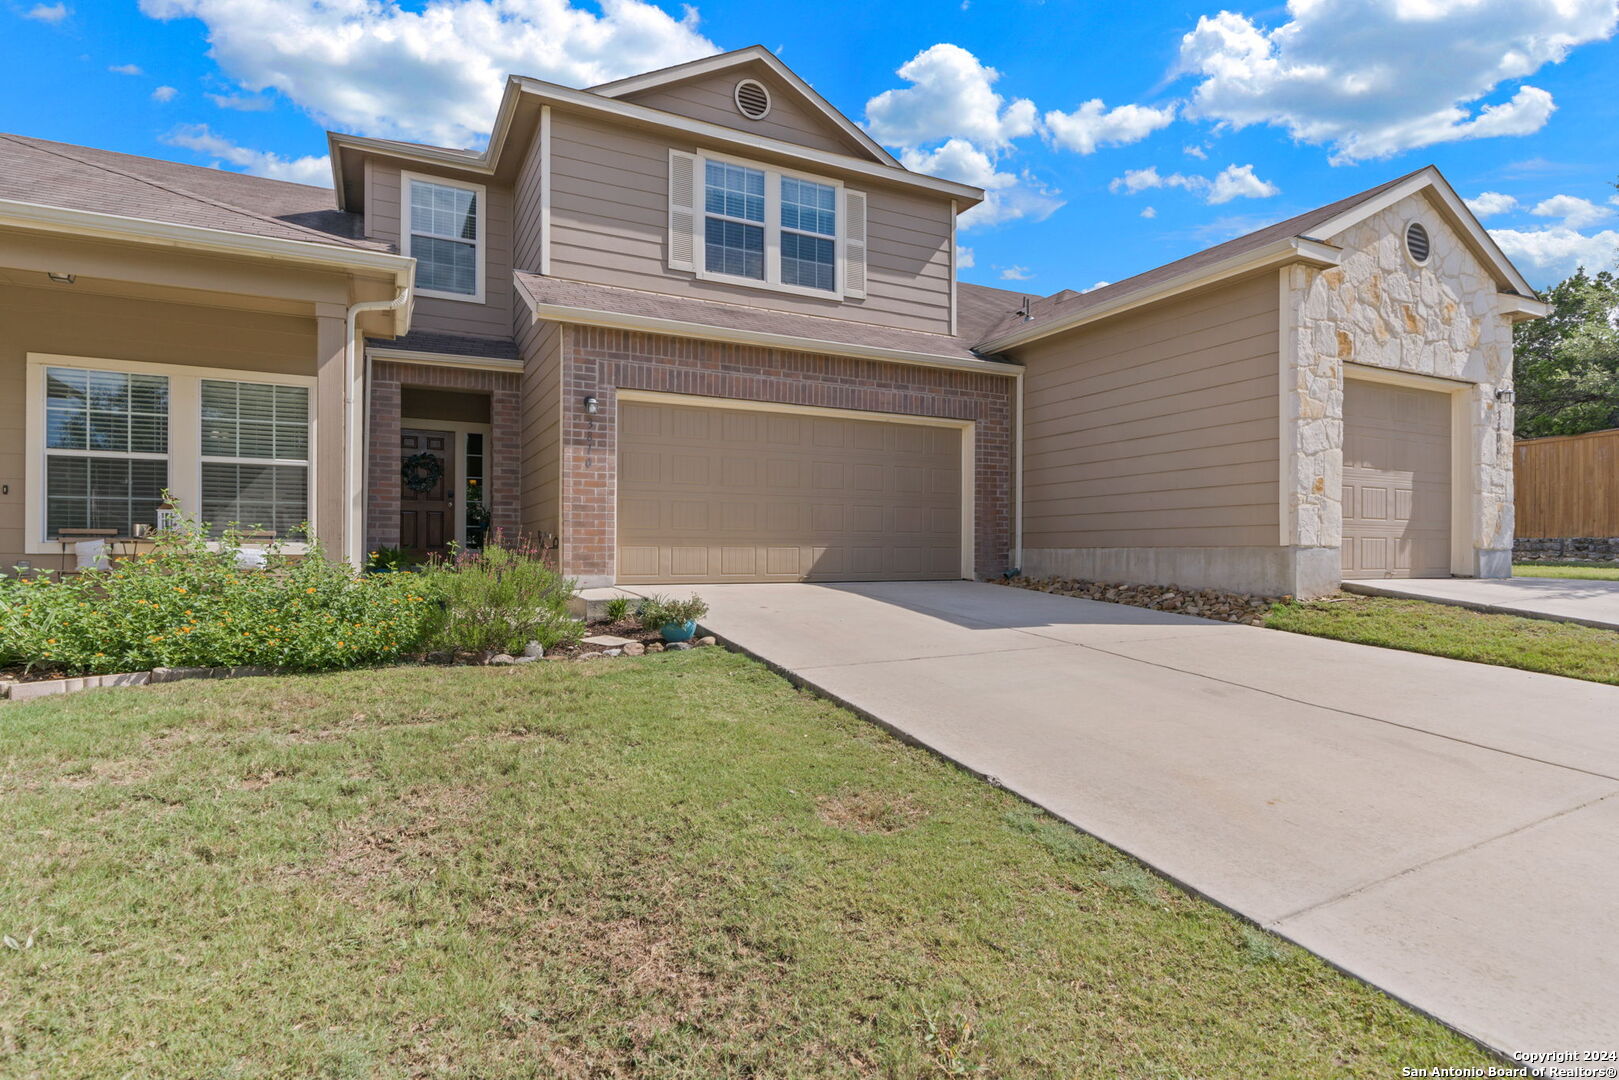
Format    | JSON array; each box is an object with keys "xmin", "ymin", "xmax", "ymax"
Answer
[{"xmin": 817, "ymin": 789, "xmax": 931, "ymax": 834}]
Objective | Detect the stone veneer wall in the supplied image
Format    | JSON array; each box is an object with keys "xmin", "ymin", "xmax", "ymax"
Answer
[
  {"xmin": 1283, "ymin": 193, "xmax": 1517, "ymax": 579},
  {"xmin": 556, "ymin": 324, "xmax": 1017, "ymax": 587},
  {"xmin": 1515, "ymin": 537, "xmax": 1619, "ymax": 562},
  {"xmin": 366, "ymin": 359, "xmax": 522, "ymax": 551}
]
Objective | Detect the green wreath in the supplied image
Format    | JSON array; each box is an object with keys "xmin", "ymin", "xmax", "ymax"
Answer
[{"xmin": 401, "ymin": 452, "xmax": 445, "ymax": 493}]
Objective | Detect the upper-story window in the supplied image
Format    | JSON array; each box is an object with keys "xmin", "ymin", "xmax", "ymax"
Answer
[
  {"xmin": 402, "ymin": 172, "xmax": 485, "ymax": 303},
  {"xmin": 671, "ymin": 150, "xmax": 865, "ymax": 300}
]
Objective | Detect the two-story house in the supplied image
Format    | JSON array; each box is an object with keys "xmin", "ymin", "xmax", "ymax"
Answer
[{"xmin": 0, "ymin": 46, "xmax": 1547, "ymax": 596}]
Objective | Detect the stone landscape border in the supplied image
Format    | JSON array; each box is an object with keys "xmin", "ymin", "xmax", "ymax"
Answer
[{"xmin": 1, "ymin": 665, "xmax": 278, "ymax": 702}]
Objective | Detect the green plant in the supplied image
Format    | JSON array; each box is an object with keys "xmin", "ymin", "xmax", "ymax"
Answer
[
  {"xmin": 0, "ymin": 515, "xmax": 433, "ymax": 676},
  {"xmin": 417, "ymin": 534, "xmax": 582, "ymax": 656},
  {"xmin": 603, "ymin": 596, "xmax": 634, "ymax": 623},
  {"xmin": 637, "ymin": 593, "xmax": 709, "ymax": 630},
  {"xmin": 367, "ymin": 546, "xmax": 412, "ymax": 573}
]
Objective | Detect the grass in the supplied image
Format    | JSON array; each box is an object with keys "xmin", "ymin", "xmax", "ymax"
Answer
[
  {"xmin": 1514, "ymin": 561, "xmax": 1619, "ymax": 580},
  {"xmin": 0, "ymin": 651, "xmax": 1490, "ymax": 1078},
  {"xmin": 1267, "ymin": 594, "xmax": 1619, "ymax": 684}
]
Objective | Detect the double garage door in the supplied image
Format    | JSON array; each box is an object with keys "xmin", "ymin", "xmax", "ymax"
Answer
[
  {"xmin": 1341, "ymin": 380, "xmax": 1452, "ymax": 579},
  {"xmin": 618, "ymin": 399, "xmax": 964, "ymax": 584}
]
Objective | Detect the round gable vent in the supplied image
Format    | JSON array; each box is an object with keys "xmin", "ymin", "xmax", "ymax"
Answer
[
  {"xmin": 1405, "ymin": 221, "xmax": 1431, "ymax": 265},
  {"xmin": 734, "ymin": 79, "xmax": 772, "ymax": 120}
]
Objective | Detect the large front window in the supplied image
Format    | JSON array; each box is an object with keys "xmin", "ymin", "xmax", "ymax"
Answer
[
  {"xmin": 29, "ymin": 358, "xmax": 315, "ymax": 547},
  {"xmin": 405, "ymin": 174, "xmax": 482, "ymax": 300},
  {"xmin": 700, "ymin": 157, "xmax": 839, "ymax": 294}
]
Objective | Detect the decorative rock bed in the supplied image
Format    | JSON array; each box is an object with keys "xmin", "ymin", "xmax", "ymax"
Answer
[{"xmin": 1002, "ymin": 575, "xmax": 1284, "ymax": 626}]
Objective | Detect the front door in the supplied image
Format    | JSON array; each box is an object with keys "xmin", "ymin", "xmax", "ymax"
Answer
[{"xmin": 400, "ymin": 428, "xmax": 454, "ymax": 561}]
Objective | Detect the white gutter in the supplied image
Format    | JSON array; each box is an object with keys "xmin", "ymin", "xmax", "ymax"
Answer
[
  {"xmin": 978, "ymin": 236, "xmax": 1343, "ymax": 353},
  {"xmin": 348, "ymin": 290, "xmax": 411, "ymax": 568},
  {"xmin": 1013, "ymin": 366, "xmax": 1024, "ymax": 574}
]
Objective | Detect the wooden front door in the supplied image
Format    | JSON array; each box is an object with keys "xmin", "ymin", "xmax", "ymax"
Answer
[{"xmin": 401, "ymin": 428, "xmax": 454, "ymax": 559}]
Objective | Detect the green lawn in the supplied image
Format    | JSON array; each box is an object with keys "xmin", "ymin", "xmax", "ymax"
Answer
[
  {"xmin": 1514, "ymin": 562, "xmax": 1619, "ymax": 580},
  {"xmin": 0, "ymin": 652, "xmax": 1488, "ymax": 1077},
  {"xmin": 1267, "ymin": 594, "xmax": 1619, "ymax": 684}
]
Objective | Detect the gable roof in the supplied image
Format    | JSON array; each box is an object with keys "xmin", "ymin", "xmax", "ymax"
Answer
[
  {"xmin": 975, "ymin": 165, "xmax": 1540, "ymax": 353},
  {"xmin": 0, "ymin": 132, "xmax": 373, "ymax": 251},
  {"xmin": 587, "ymin": 45, "xmax": 899, "ymax": 168}
]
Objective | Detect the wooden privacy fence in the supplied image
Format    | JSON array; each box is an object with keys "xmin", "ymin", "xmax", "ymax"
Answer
[{"xmin": 1515, "ymin": 427, "xmax": 1619, "ymax": 537}]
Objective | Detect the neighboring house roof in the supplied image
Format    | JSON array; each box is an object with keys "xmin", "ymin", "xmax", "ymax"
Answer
[
  {"xmin": 0, "ymin": 132, "xmax": 375, "ymax": 251},
  {"xmin": 975, "ymin": 165, "xmax": 1542, "ymax": 352},
  {"xmin": 515, "ymin": 272, "xmax": 1021, "ymax": 374},
  {"xmin": 587, "ymin": 45, "xmax": 900, "ymax": 168}
]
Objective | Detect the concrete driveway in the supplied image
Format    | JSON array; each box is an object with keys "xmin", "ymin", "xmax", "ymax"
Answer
[
  {"xmin": 630, "ymin": 580, "xmax": 1619, "ymax": 1059},
  {"xmin": 1346, "ymin": 574, "xmax": 1619, "ymax": 631}
]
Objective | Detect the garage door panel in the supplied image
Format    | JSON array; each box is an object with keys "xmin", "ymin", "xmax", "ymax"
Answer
[
  {"xmin": 618, "ymin": 399, "xmax": 963, "ymax": 583},
  {"xmin": 1342, "ymin": 381, "xmax": 1451, "ymax": 580}
]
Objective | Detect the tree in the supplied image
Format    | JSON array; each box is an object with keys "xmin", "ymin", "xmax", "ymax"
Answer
[{"xmin": 1513, "ymin": 266, "xmax": 1619, "ymax": 439}]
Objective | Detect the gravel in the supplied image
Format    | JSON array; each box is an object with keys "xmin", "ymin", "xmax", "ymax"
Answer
[{"xmin": 1002, "ymin": 575, "xmax": 1284, "ymax": 626}]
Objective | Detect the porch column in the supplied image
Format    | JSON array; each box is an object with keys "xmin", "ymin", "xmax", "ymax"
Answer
[{"xmin": 313, "ymin": 305, "xmax": 350, "ymax": 562}]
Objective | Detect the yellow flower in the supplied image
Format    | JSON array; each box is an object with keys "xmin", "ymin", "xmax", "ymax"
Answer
[
  {"xmin": 306, "ymin": 587, "xmax": 316, "ymax": 594},
  {"xmin": 175, "ymin": 587, "xmax": 187, "ymax": 594},
  {"xmin": 47, "ymin": 638, "xmax": 57, "ymax": 644}
]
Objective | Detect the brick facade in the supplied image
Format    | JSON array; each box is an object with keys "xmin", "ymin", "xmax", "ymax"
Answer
[
  {"xmin": 366, "ymin": 359, "xmax": 522, "ymax": 551},
  {"xmin": 557, "ymin": 324, "xmax": 1017, "ymax": 584}
]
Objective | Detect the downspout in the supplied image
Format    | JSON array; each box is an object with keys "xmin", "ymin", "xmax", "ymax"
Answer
[
  {"xmin": 1013, "ymin": 366, "xmax": 1024, "ymax": 574},
  {"xmin": 345, "ymin": 288, "xmax": 410, "ymax": 569}
]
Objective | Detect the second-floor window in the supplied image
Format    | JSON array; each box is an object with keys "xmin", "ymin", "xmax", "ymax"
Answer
[
  {"xmin": 698, "ymin": 156, "xmax": 839, "ymax": 295},
  {"xmin": 403, "ymin": 172, "xmax": 484, "ymax": 303}
]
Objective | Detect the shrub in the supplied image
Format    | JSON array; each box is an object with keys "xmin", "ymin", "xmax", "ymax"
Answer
[
  {"xmin": 0, "ymin": 525, "xmax": 434, "ymax": 676},
  {"xmin": 417, "ymin": 534, "xmax": 581, "ymax": 656},
  {"xmin": 604, "ymin": 596, "xmax": 634, "ymax": 623},
  {"xmin": 637, "ymin": 593, "xmax": 709, "ymax": 630}
]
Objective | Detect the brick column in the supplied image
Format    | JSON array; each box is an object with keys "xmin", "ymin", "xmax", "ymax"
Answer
[
  {"xmin": 365, "ymin": 367, "xmax": 401, "ymax": 551},
  {"xmin": 560, "ymin": 342, "xmax": 616, "ymax": 586},
  {"xmin": 488, "ymin": 382, "xmax": 522, "ymax": 541}
]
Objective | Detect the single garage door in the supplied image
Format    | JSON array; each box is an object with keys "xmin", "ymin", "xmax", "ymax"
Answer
[
  {"xmin": 617, "ymin": 398, "xmax": 963, "ymax": 584},
  {"xmin": 1342, "ymin": 380, "xmax": 1451, "ymax": 579}
]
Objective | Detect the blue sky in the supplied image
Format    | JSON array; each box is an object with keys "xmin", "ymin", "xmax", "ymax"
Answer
[{"xmin": 4, "ymin": 0, "xmax": 1617, "ymax": 292}]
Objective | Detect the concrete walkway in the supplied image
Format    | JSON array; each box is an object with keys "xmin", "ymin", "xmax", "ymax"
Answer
[
  {"xmin": 1345, "ymin": 575, "xmax": 1619, "ymax": 631},
  {"xmin": 625, "ymin": 580, "xmax": 1619, "ymax": 1059}
]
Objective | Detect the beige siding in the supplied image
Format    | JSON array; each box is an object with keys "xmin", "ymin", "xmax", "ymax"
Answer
[
  {"xmin": 1017, "ymin": 274, "xmax": 1281, "ymax": 549},
  {"xmin": 619, "ymin": 67, "xmax": 871, "ymax": 158},
  {"xmin": 0, "ymin": 282, "xmax": 317, "ymax": 567},
  {"xmin": 513, "ymin": 118, "xmax": 546, "ymax": 274},
  {"xmin": 364, "ymin": 159, "xmax": 515, "ymax": 339},
  {"xmin": 517, "ymin": 316, "xmax": 563, "ymax": 540},
  {"xmin": 545, "ymin": 111, "xmax": 954, "ymax": 335}
]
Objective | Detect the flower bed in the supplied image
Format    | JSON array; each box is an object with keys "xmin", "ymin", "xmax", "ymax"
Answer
[{"xmin": 1001, "ymin": 575, "xmax": 1282, "ymax": 626}]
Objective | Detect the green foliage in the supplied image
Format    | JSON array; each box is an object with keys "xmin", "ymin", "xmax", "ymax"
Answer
[
  {"xmin": 367, "ymin": 546, "xmax": 413, "ymax": 573},
  {"xmin": 637, "ymin": 592, "xmax": 710, "ymax": 629},
  {"xmin": 1513, "ymin": 267, "xmax": 1619, "ymax": 438},
  {"xmin": 417, "ymin": 537, "xmax": 581, "ymax": 656},
  {"xmin": 0, "ymin": 524, "xmax": 433, "ymax": 676},
  {"xmin": 603, "ymin": 596, "xmax": 634, "ymax": 623}
]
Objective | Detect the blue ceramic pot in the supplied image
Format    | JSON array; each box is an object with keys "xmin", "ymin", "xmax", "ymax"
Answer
[{"xmin": 660, "ymin": 619, "xmax": 697, "ymax": 642}]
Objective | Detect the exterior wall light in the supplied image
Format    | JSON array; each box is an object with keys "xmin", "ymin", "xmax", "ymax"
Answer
[
  {"xmin": 584, "ymin": 396, "xmax": 599, "ymax": 415},
  {"xmin": 1496, "ymin": 388, "xmax": 1515, "ymax": 404}
]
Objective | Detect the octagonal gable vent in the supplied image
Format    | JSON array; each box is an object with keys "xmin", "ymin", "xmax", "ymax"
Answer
[
  {"xmin": 1405, "ymin": 222, "xmax": 1431, "ymax": 264},
  {"xmin": 734, "ymin": 79, "xmax": 772, "ymax": 120}
]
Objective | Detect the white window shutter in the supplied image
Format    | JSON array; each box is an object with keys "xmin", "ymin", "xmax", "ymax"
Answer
[
  {"xmin": 843, "ymin": 188, "xmax": 868, "ymax": 299},
  {"xmin": 668, "ymin": 149, "xmax": 698, "ymax": 272}
]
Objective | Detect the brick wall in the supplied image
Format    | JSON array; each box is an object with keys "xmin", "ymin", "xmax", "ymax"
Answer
[
  {"xmin": 366, "ymin": 359, "xmax": 522, "ymax": 551},
  {"xmin": 558, "ymin": 325, "xmax": 1017, "ymax": 584}
]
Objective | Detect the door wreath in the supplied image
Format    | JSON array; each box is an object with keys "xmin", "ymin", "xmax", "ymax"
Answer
[{"xmin": 401, "ymin": 452, "xmax": 445, "ymax": 493}]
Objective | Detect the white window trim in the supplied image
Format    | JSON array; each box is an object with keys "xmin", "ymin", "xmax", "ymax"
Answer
[
  {"xmin": 24, "ymin": 353, "xmax": 318, "ymax": 556},
  {"xmin": 695, "ymin": 150, "xmax": 844, "ymax": 301},
  {"xmin": 400, "ymin": 170, "xmax": 487, "ymax": 305}
]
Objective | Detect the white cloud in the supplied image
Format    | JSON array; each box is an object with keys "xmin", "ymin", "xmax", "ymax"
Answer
[
  {"xmin": 1183, "ymin": 144, "xmax": 1207, "ymax": 159},
  {"xmin": 162, "ymin": 124, "xmax": 332, "ymax": 185},
  {"xmin": 24, "ymin": 3, "xmax": 70, "ymax": 21},
  {"xmin": 956, "ymin": 245, "xmax": 974, "ymax": 269},
  {"xmin": 999, "ymin": 265, "xmax": 1033, "ymax": 281},
  {"xmin": 901, "ymin": 138, "xmax": 1064, "ymax": 230},
  {"xmin": 1082, "ymin": 280, "xmax": 1110, "ymax": 293},
  {"xmin": 1491, "ymin": 225, "xmax": 1619, "ymax": 281},
  {"xmin": 1042, "ymin": 99, "xmax": 1175, "ymax": 154},
  {"xmin": 1108, "ymin": 162, "xmax": 1278, "ymax": 204},
  {"xmin": 1177, "ymin": 0, "xmax": 1617, "ymax": 162},
  {"xmin": 864, "ymin": 43, "xmax": 1036, "ymax": 150},
  {"xmin": 138, "ymin": 0, "xmax": 719, "ymax": 148},
  {"xmin": 1207, "ymin": 163, "xmax": 1279, "ymax": 204},
  {"xmin": 1465, "ymin": 191, "xmax": 1518, "ymax": 217},
  {"xmin": 1531, "ymin": 194, "xmax": 1614, "ymax": 229},
  {"xmin": 109, "ymin": 63, "xmax": 143, "ymax": 75},
  {"xmin": 151, "ymin": 85, "xmax": 179, "ymax": 102},
  {"xmin": 1140, "ymin": 205, "xmax": 1157, "ymax": 219},
  {"xmin": 208, "ymin": 92, "xmax": 273, "ymax": 112}
]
